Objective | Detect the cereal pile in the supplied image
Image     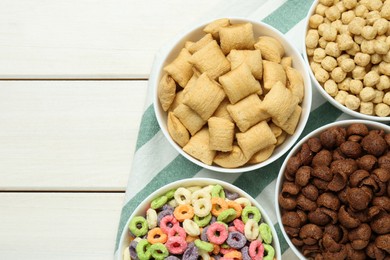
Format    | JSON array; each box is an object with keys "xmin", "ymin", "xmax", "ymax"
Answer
[
  {"xmin": 279, "ymin": 123, "xmax": 390, "ymax": 259},
  {"xmin": 306, "ymin": 0, "xmax": 390, "ymax": 117},
  {"xmin": 124, "ymin": 184, "xmax": 276, "ymax": 260},
  {"xmin": 158, "ymin": 18, "xmax": 305, "ymax": 168}
]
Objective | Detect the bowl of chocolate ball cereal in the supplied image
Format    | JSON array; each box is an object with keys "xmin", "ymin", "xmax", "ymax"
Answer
[
  {"xmin": 118, "ymin": 178, "xmax": 281, "ymax": 260},
  {"xmin": 153, "ymin": 17, "xmax": 312, "ymax": 173},
  {"xmin": 275, "ymin": 119, "xmax": 390, "ymax": 259},
  {"xmin": 304, "ymin": 0, "xmax": 390, "ymax": 121}
]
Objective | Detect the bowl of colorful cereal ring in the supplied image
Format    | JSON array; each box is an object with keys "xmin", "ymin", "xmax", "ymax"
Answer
[
  {"xmin": 118, "ymin": 178, "xmax": 281, "ymax": 260},
  {"xmin": 153, "ymin": 17, "xmax": 312, "ymax": 173},
  {"xmin": 275, "ymin": 119, "xmax": 390, "ymax": 259},
  {"xmin": 303, "ymin": 0, "xmax": 390, "ymax": 121}
]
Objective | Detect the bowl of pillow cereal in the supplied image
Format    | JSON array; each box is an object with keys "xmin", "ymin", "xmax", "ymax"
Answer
[
  {"xmin": 304, "ymin": 0, "xmax": 390, "ymax": 121},
  {"xmin": 153, "ymin": 17, "xmax": 312, "ymax": 173},
  {"xmin": 118, "ymin": 178, "xmax": 281, "ymax": 260}
]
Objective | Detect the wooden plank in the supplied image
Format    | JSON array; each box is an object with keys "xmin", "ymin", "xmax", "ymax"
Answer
[
  {"xmin": 0, "ymin": 192, "xmax": 124, "ymax": 259},
  {"xmin": 0, "ymin": 80, "xmax": 147, "ymax": 190}
]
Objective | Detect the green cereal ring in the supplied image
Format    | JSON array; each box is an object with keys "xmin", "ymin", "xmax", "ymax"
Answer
[
  {"xmin": 217, "ymin": 208, "xmax": 237, "ymax": 223},
  {"xmin": 151, "ymin": 195, "xmax": 168, "ymax": 209},
  {"xmin": 211, "ymin": 184, "xmax": 225, "ymax": 198},
  {"xmin": 241, "ymin": 206, "xmax": 261, "ymax": 224},
  {"xmin": 195, "ymin": 239, "xmax": 214, "ymax": 252},
  {"xmin": 149, "ymin": 243, "xmax": 169, "ymax": 260},
  {"xmin": 220, "ymin": 243, "xmax": 230, "ymax": 249},
  {"xmin": 193, "ymin": 213, "xmax": 212, "ymax": 227},
  {"xmin": 136, "ymin": 239, "xmax": 151, "ymax": 260},
  {"xmin": 129, "ymin": 216, "xmax": 148, "ymax": 237},
  {"xmin": 164, "ymin": 189, "xmax": 176, "ymax": 200},
  {"xmin": 259, "ymin": 223, "xmax": 273, "ymax": 244},
  {"xmin": 263, "ymin": 244, "xmax": 275, "ymax": 260}
]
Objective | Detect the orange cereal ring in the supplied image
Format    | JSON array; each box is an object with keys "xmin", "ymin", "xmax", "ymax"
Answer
[
  {"xmin": 224, "ymin": 250, "xmax": 242, "ymax": 260},
  {"xmin": 213, "ymin": 244, "xmax": 220, "ymax": 255},
  {"xmin": 147, "ymin": 227, "xmax": 168, "ymax": 244},
  {"xmin": 174, "ymin": 204, "xmax": 194, "ymax": 222},
  {"xmin": 227, "ymin": 201, "xmax": 242, "ymax": 217},
  {"xmin": 185, "ymin": 235, "xmax": 199, "ymax": 243},
  {"xmin": 211, "ymin": 197, "xmax": 228, "ymax": 216}
]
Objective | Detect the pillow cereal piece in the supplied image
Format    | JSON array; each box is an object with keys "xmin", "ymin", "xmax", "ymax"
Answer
[
  {"xmin": 187, "ymin": 34, "xmax": 214, "ymax": 54},
  {"xmin": 227, "ymin": 49, "xmax": 263, "ymax": 80},
  {"xmin": 263, "ymin": 60, "xmax": 287, "ymax": 91},
  {"xmin": 219, "ymin": 23, "xmax": 255, "ymax": 55},
  {"xmin": 227, "ymin": 94, "xmax": 269, "ymax": 132},
  {"xmin": 254, "ymin": 36, "xmax": 285, "ymax": 63},
  {"xmin": 281, "ymin": 56, "xmax": 293, "ymax": 69},
  {"xmin": 276, "ymin": 131, "xmax": 288, "ymax": 146},
  {"xmin": 183, "ymin": 128, "xmax": 216, "ymax": 165},
  {"xmin": 219, "ymin": 63, "xmax": 261, "ymax": 104},
  {"xmin": 272, "ymin": 105, "xmax": 302, "ymax": 135},
  {"xmin": 169, "ymin": 90, "xmax": 185, "ymax": 112},
  {"xmin": 248, "ymin": 145, "xmax": 275, "ymax": 164},
  {"xmin": 203, "ymin": 18, "xmax": 231, "ymax": 40},
  {"xmin": 183, "ymin": 73, "xmax": 226, "ymax": 121},
  {"xmin": 164, "ymin": 48, "xmax": 193, "ymax": 87},
  {"xmin": 167, "ymin": 112, "xmax": 190, "ymax": 147},
  {"xmin": 183, "ymin": 74, "xmax": 198, "ymax": 99},
  {"xmin": 261, "ymin": 81, "xmax": 299, "ymax": 125},
  {"xmin": 208, "ymin": 117, "xmax": 235, "ymax": 152},
  {"xmin": 213, "ymin": 145, "xmax": 249, "ymax": 168},
  {"xmin": 286, "ymin": 66, "xmax": 305, "ymax": 103},
  {"xmin": 236, "ymin": 121, "xmax": 277, "ymax": 159},
  {"xmin": 173, "ymin": 104, "xmax": 206, "ymax": 136},
  {"xmin": 213, "ymin": 99, "xmax": 233, "ymax": 122},
  {"xmin": 189, "ymin": 40, "xmax": 231, "ymax": 80},
  {"xmin": 269, "ymin": 122, "xmax": 283, "ymax": 138},
  {"xmin": 158, "ymin": 73, "xmax": 177, "ymax": 111}
]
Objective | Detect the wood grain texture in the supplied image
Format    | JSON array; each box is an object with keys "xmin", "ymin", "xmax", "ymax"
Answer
[
  {"xmin": 0, "ymin": 81, "xmax": 147, "ymax": 190},
  {"xmin": 0, "ymin": 192, "xmax": 124, "ymax": 259}
]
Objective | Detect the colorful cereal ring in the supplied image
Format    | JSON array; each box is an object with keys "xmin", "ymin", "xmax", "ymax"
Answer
[
  {"xmin": 183, "ymin": 219, "xmax": 200, "ymax": 236},
  {"xmin": 244, "ymin": 219, "xmax": 259, "ymax": 241},
  {"xmin": 263, "ymin": 244, "xmax": 275, "ymax": 260},
  {"xmin": 174, "ymin": 204, "xmax": 194, "ymax": 222},
  {"xmin": 259, "ymin": 223, "xmax": 273, "ymax": 244},
  {"xmin": 193, "ymin": 198, "xmax": 212, "ymax": 217},
  {"xmin": 151, "ymin": 195, "xmax": 168, "ymax": 209},
  {"xmin": 146, "ymin": 208, "xmax": 157, "ymax": 229},
  {"xmin": 167, "ymin": 225, "xmax": 186, "ymax": 239},
  {"xmin": 191, "ymin": 189, "xmax": 211, "ymax": 203},
  {"xmin": 227, "ymin": 201, "xmax": 242, "ymax": 218},
  {"xmin": 164, "ymin": 189, "xmax": 176, "ymax": 200},
  {"xmin": 241, "ymin": 206, "xmax": 261, "ymax": 224},
  {"xmin": 207, "ymin": 222, "xmax": 228, "ymax": 245},
  {"xmin": 217, "ymin": 208, "xmax": 237, "ymax": 223},
  {"xmin": 149, "ymin": 243, "xmax": 169, "ymax": 260},
  {"xmin": 135, "ymin": 239, "xmax": 151, "ymax": 260},
  {"xmin": 211, "ymin": 184, "xmax": 225, "ymax": 198},
  {"xmin": 129, "ymin": 216, "xmax": 148, "ymax": 237},
  {"xmin": 249, "ymin": 240, "xmax": 264, "ymax": 260},
  {"xmin": 226, "ymin": 231, "xmax": 247, "ymax": 249},
  {"xmin": 194, "ymin": 239, "xmax": 214, "ymax": 252},
  {"xmin": 233, "ymin": 219, "xmax": 245, "ymax": 234},
  {"xmin": 241, "ymin": 246, "xmax": 251, "ymax": 260},
  {"xmin": 174, "ymin": 187, "xmax": 192, "ymax": 205},
  {"xmin": 183, "ymin": 242, "xmax": 199, "ymax": 260},
  {"xmin": 194, "ymin": 213, "xmax": 212, "ymax": 227},
  {"xmin": 159, "ymin": 215, "xmax": 179, "ymax": 234},
  {"xmin": 211, "ymin": 197, "xmax": 228, "ymax": 216},
  {"xmin": 224, "ymin": 250, "xmax": 242, "ymax": 260},
  {"xmin": 165, "ymin": 236, "xmax": 188, "ymax": 254},
  {"xmin": 147, "ymin": 227, "xmax": 168, "ymax": 244}
]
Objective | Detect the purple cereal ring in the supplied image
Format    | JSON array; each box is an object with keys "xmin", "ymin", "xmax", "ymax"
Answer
[
  {"xmin": 249, "ymin": 240, "xmax": 264, "ymax": 260},
  {"xmin": 183, "ymin": 242, "xmax": 199, "ymax": 260},
  {"xmin": 129, "ymin": 240, "xmax": 139, "ymax": 260},
  {"xmin": 165, "ymin": 236, "xmax": 187, "ymax": 254},
  {"xmin": 241, "ymin": 246, "xmax": 251, "ymax": 260},
  {"xmin": 207, "ymin": 222, "xmax": 228, "ymax": 245},
  {"xmin": 157, "ymin": 209, "xmax": 173, "ymax": 226},
  {"xmin": 226, "ymin": 231, "xmax": 247, "ymax": 249},
  {"xmin": 160, "ymin": 215, "xmax": 179, "ymax": 234},
  {"xmin": 162, "ymin": 204, "xmax": 174, "ymax": 212},
  {"xmin": 201, "ymin": 226, "xmax": 209, "ymax": 241},
  {"xmin": 225, "ymin": 190, "xmax": 240, "ymax": 200},
  {"xmin": 168, "ymin": 225, "xmax": 186, "ymax": 239}
]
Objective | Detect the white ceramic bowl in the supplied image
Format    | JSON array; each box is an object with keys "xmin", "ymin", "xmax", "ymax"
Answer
[
  {"xmin": 303, "ymin": 0, "xmax": 390, "ymax": 122},
  {"xmin": 275, "ymin": 119, "xmax": 390, "ymax": 259},
  {"xmin": 117, "ymin": 178, "xmax": 281, "ymax": 260},
  {"xmin": 153, "ymin": 17, "xmax": 312, "ymax": 173}
]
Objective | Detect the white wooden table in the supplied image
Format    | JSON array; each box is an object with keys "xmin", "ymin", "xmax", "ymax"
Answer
[{"xmin": 0, "ymin": 1, "xmax": 307, "ymax": 259}]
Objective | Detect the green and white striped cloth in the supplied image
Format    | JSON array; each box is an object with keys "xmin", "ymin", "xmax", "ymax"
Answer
[{"xmin": 114, "ymin": 0, "xmax": 354, "ymax": 258}]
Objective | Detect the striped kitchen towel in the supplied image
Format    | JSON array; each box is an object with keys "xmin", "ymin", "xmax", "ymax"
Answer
[{"xmin": 114, "ymin": 0, "xmax": 353, "ymax": 258}]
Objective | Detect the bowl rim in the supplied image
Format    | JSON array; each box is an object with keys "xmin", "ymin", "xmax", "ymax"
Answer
[
  {"xmin": 152, "ymin": 16, "xmax": 313, "ymax": 173},
  {"xmin": 274, "ymin": 119, "xmax": 390, "ymax": 259},
  {"xmin": 302, "ymin": 0, "xmax": 390, "ymax": 122},
  {"xmin": 117, "ymin": 177, "xmax": 282, "ymax": 260}
]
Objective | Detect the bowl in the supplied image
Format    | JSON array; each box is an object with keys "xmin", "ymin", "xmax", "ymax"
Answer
[
  {"xmin": 303, "ymin": 0, "xmax": 390, "ymax": 122},
  {"xmin": 117, "ymin": 177, "xmax": 281, "ymax": 260},
  {"xmin": 275, "ymin": 119, "xmax": 390, "ymax": 259},
  {"xmin": 152, "ymin": 17, "xmax": 312, "ymax": 173}
]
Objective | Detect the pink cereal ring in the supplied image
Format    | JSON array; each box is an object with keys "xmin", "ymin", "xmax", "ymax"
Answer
[
  {"xmin": 220, "ymin": 248, "xmax": 235, "ymax": 255},
  {"xmin": 160, "ymin": 215, "xmax": 179, "ymax": 234},
  {"xmin": 233, "ymin": 219, "xmax": 245, "ymax": 234},
  {"xmin": 228, "ymin": 226, "xmax": 237, "ymax": 232},
  {"xmin": 249, "ymin": 240, "xmax": 265, "ymax": 260},
  {"xmin": 168, "ymin": 225, "xmax": 186, "ymax": 239},
  {"xmin": 207, "ymin": 222, "xmax": 228, "ymax": 245},
  {"xmin": 165, "ymin": 236, "xmax": 187, "ymax": 254}
]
